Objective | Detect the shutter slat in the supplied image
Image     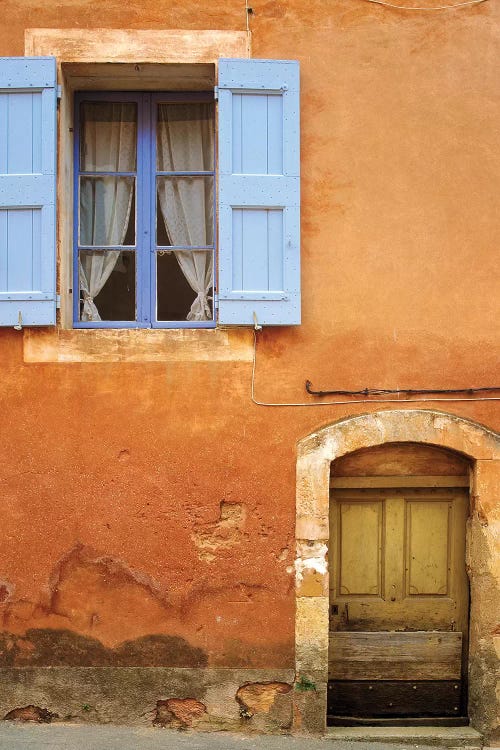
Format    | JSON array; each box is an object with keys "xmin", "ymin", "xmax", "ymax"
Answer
[
  {"xmin": 0, "ymin": 57, "xmax": 57, "ymax": 327},
  {"xmin": 218, "ymin": 58, "xmax": 300, "ymax": 326}
]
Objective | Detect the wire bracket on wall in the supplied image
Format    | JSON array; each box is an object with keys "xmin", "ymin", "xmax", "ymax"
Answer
[{"xmin": 305, "ymin": 381, "xmax": 500, "ymax": 398}]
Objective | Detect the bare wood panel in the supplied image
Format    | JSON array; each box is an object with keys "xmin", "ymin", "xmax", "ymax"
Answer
[
  {"xmin": 338, "ymin": 501, "xmax": 382, "ymax": 596},
  {"xmin": 63, "ymin": 63, "xmax": 216, "ymax": 91},
  {"xmin": 331, "ymin": 444, "xmax": 470, "ymax": 478},
  {"xmin": 407, "ymin": 501, "xmax": 450, "ymax": 596},
  {"xmin": 328, "ymin": 631, "xmax": 462, "ymax": 680},
  {"xmin": 330, "ymin": 476, "xmax": 469, "ymax": 489},
  {"xmin": 327, "ymin": 680, "xmax": 463, "ymax": 717}
]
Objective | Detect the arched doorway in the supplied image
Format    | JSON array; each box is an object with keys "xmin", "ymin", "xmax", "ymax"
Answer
[
  {"xmin": 294, "ymin": 410, "xmax": 500, "ymax": 741},
  {"xmin": 328, "ymin": 443, "xmax": 470, "ymax": 724}
]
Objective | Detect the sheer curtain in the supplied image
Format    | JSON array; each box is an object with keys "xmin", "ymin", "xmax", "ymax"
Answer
[
  {"xmin": 79, "ymin": 102, "xmax": 136, "ymax": 321},
  {"xmin": 156, "ymin": 103, "xmax": 214, "ymax": 321}
]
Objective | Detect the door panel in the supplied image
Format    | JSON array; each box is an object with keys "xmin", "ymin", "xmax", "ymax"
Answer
[
  {"xmin": 329, "ymin": 489, "xmax": 468, "ymax": 634},
  {"xmin": 406, "ymin": 500, "xmax": 450, "ymax": 597},
  {"xmin": 338, "ymin": 501, "xmax": 383, "ymax": 597}
]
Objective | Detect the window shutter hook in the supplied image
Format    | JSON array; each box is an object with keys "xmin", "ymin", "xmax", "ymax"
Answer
[{"xmin": 13, "ymin": 311, "xmax": 23, "ymax": 331}]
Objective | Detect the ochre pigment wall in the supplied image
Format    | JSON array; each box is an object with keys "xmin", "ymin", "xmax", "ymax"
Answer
[{"xmin": 0, "ymin": 0, "xmax": 499, "ymax": 736}]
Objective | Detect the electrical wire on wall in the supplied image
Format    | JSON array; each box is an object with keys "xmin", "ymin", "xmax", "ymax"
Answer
[
  {"xmin": 359, "ymin": 0, "xmax": 488, "ymax": 10},
  {"xmin": 250, "ymin": 328, "xmax": 500, "ymax": 408}
]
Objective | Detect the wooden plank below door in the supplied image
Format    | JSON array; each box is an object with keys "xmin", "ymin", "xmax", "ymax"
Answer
[
  {"xmin": 329, "ymin": 631, "xmax": 462, "ymax": 680},
  {"xmin": 327, "ymin": 680, "xmax": 463, "ymax": 717}
]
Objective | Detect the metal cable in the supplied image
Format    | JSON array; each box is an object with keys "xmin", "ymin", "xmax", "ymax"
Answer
[
  {"xmin": 251, "ymin": 330, "xmax": 500, "ymax": 408},
  {"xmin": 361, "ymin": 0, "xmax": 488, "ymax": 10}
]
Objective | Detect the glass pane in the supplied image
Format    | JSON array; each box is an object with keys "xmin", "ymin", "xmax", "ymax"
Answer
[
  {"xmin": 80, "ymin": 101, "xmax": 137, "ymax": 172},
  {"xmin": 156, "ymin": 176, "xmax": 213, "ymax": 246},
  {"xmin": 80, "ymin": 176, "xmax": 135, "ymax": 246},
  {"xmin": 156, "ymin": 102, "xmax": 214, "ymax": 172},
  {"xmin": 79, "ymin": 250, "xmax": 136, "ymax": 322},
  {"xmin": 157, "ymin": 250, "xmax": 213, "ymax": 322}
]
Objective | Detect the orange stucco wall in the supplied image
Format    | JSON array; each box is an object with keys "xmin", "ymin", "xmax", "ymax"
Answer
[{"xmin": 0, "ymin": 0, "xmax": 499, "ymax": 669}]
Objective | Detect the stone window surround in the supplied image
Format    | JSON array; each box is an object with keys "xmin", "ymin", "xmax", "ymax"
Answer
[
  {"xmin": 22, "ymin": 28, "xmax": 252, "ymax": 364},
  {"xmin": 294, "ymin": 409, "xmax": 500, "ymax": 739}
]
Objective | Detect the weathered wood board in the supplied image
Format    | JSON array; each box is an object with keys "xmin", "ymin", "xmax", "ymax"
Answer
[
  {"xmin": 327, "ymin": 680, "xmax": 462, "ymax": 717},
  {"xmin": 328, "ymin": 631, "xmax": 462, "ymax": 680}
]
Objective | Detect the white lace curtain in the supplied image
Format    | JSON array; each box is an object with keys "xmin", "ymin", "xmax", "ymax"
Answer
[
  {"xmin": 79, "ymin": 102, "xmax": 136, "ymax": 321},
  {"xmin": 156, "ymin": 103, "xmax": 214, "ymax": 321}
]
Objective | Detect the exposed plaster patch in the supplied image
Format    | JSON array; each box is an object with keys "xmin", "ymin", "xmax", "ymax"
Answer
[
  {"xmin": 0, "ymin": 582, "xmax": 13, "ymax": 604},
  {"xmin": 295, "ymin": 542, "xmax": 327, "ymax": 586},
  {"xmin": 192, "ymin": 502, "xmax": 247, "ymax": 563},
  {"xmin": 4, "ymin": 705, "xmax": 57, "ymax": 723},
  {"xmin": 236, "ymin": 682, "xmax": 292, "ymax": 717},
  {"xmin": 153, "ymin": 697, "xmax": 207, "ymax": 728}
]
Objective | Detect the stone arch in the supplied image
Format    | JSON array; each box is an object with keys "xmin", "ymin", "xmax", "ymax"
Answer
[{"xmin": 294, "ymin": 409, "xmax": 500, "ymax": 740}]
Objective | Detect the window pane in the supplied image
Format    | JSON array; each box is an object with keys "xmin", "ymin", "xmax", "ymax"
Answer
[
  {"xmin": 156, "ymin": 176, "xmax": 213, "ymax": 246},
  {"xmin": 80, "ymin": 101, "xmax": 137, "ymax": 172},
  {"xmin": 80, "ymin": 176, "xmax": 135, "ymax": 246},
  {"xmin": 79, "ymin": 250, "xmax": 136, "ymax": 322},
  {"xmin": 156, "ymin": 102, "xmax": 214, "ymax": 172},
  {"xmin": 157, "ymin": 250, "xmax": 213, "ymax": 322}
]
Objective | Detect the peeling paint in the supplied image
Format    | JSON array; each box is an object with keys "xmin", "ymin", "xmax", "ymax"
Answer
[
  {"xmin": 4, "ymin": 705, "xmax": 57, "ymax": 723},
  {"xmin": 192, "ymin": 502, "xmax": 247, "ymax": 563},
  {"xmin": 236, "ymin": 681, "xmax": 292, "ymax": 717},
  {"xmin": 153, "ymin": 697, "xmax": 207, "ymax": 728}
]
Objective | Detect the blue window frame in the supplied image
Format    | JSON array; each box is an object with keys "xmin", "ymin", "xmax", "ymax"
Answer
[{"xmin": 73, "ymin": 91, "xmax": 215, "ymax": 328}]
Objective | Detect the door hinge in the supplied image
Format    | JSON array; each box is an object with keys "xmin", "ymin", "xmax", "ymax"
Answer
[{"xmin": 214, "ymin": 85, "xmax": 219, "ymax": 101}]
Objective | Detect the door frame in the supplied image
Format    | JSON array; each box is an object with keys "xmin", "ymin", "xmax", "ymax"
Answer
[{"xmin": 293, "ymin": 409, "xmax": 500, "ymax": 739}]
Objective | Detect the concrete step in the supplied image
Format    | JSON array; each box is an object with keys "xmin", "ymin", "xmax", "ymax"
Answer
[{"xmin": 326, "ymin": 726, "xmax": 483, "ymax": 748}]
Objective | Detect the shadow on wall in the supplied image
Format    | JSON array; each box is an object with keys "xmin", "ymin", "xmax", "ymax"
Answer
[{"xmin": 0, "ymin": 629, "xmax": 207, "ymax": 667}]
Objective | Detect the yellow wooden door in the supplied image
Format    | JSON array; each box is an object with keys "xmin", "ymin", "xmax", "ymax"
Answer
[{"xmin": 328, "ymin": 487, "xmax": 469, "ymax": 720}]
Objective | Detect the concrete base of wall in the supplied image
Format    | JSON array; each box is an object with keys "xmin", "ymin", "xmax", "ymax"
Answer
[{"xmin": 0, "ymin": 668, "xmax": 296, "ymax": 733}]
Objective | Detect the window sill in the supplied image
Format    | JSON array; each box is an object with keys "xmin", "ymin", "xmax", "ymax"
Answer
[{"xmin": 23, "ymin": 327, "xmax": 253, "ymax": 363}]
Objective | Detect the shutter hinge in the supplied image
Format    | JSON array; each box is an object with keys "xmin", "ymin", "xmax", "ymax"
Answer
[
  {"xmin": 57, "ymin": 85, "xmax": 62, "ymax": 100},
  {"xmin": 213, "ymin": 291, "xmax": 219, "ymax": 310},
  {"xmin": 56, "ymin": 294, "xmax": 61, "ymax": 309},
  {"xmin": 214, "ymin": 85, "xmax": 218, "ymax": 101}
]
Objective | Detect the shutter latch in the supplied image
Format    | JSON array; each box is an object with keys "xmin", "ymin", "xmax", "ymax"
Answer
[
  {"xmin": 13, "ymin": 311, "xmax": 23, "ymax": 331},
  {"xmin": 252, "ymin": 312, "xmax": 262, "ymax": 331}
]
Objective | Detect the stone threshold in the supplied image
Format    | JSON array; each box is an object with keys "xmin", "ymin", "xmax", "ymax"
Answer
[{"xmin": 325, "ymin": 726, "xmax": 483, "ymax": 748}]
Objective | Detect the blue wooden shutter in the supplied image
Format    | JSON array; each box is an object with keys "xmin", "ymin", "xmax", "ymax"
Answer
[
  {"xmin": 218, "ymin": 59, "xmax": 300, "ymax": 326},
  {"xmin": 0, "ymin": 57, "xmax": 57, "ymax": 326}
]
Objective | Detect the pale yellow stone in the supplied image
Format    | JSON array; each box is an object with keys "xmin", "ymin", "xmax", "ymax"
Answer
[
  {"xmin": 24, "ymin": 328, "xmax": 253, "ymax": 364},
  {"xmin": 25, "ymin": 28, "xmax": 249, "ymax": 63},
  {"xmin": 296, "ymin": 515, "xmax": 329, "ymax": 541},
  {"xmin": 296, "ymin": 569, "xmax": 328, "ymax": 598}
]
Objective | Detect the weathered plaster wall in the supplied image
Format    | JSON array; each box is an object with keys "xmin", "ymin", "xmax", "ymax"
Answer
[{"xmin": 0, "ymin": 0, "xmax": 499, "ymax": 737}]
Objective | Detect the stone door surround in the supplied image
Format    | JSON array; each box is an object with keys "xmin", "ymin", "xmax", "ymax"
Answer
[{"xmin": 294, "ymin": 409, "xmax": 500, "ymax": 739}]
